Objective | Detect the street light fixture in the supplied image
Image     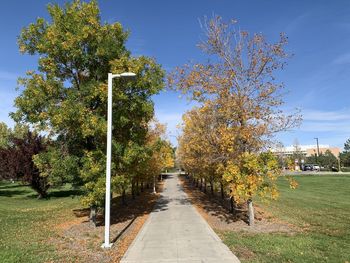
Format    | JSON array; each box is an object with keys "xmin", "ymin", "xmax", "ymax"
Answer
[
  {"xmin": 102, "ymin": 72, "xmax": 136, "ymax": 249},
  {"xmin": 314, "ymin": 137, "xmax": 320, "ymax": 157},
  {"xmin": 314, "ymin": 137, "xmax": 320, "ymax": 165}
]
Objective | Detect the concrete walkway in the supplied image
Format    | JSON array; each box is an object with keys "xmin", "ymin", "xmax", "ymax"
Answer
[{"xmin": 121, "ymin": 174, "xmax": 240, "ymax": 263}]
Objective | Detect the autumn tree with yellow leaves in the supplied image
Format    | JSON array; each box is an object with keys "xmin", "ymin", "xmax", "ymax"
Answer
[
  {"xmin": 173, "ymin": 16, "xmax": 300, "ymax": 226},
  {"xmin": 139, "ymin": 121, "xmax": 175, "ymax": 193}
]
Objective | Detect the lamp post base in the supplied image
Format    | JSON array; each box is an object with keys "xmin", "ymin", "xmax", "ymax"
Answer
[{"xmin": 101, "ymin": 242, "xmax": 113, "ymax": 249}]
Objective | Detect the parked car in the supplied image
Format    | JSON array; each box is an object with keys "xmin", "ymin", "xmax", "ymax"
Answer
[
  {"xmin": 313, "ymin": 165, "xmax": 320, "ymax": 171},
  {"xmin": 331, "ymin": 166, "xmax": 339, "ymax": 172},
  {"xmin": 303, "ymin": 164, "xmax": 320, "ymax": 171},
  {"xmin": 303, "ymin": 164, "xmax": 313, "ymax": 171}
]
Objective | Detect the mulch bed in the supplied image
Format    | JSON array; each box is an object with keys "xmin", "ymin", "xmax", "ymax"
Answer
[
  {"xmin": 179, "ymin": 176, "xmax": 298, "ymax": 234},
  {"xmin": 49, "ymin": 180, "xmax": 164, "ymax": 263}
]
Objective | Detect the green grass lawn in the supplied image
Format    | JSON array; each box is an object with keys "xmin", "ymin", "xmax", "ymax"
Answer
[
  {"xmin": 0, "ymin": 181, "xmax": 81, "ymax": 263},
  {"xmin": 222, "ymin": 175, "xmax": 350, "ymax": 263}
]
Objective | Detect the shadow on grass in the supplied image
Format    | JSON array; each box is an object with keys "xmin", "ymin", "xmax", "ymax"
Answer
[
  {"xmin": 23, "ymin": 188, "xmax": 83, "ymax": 199},
  {"xmin": 0, "ymin": 183, "xmax": 31, "ymax": 189},
  {"xmin": 0, "ymin": 189, "xmax": 33, "ymax": 197},
  {"xmin": 49, "ymin": 189, "xmax": 83, "ymax": 198}
]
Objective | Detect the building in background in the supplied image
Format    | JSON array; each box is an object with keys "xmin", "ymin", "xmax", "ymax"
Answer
[
  {"xmin": 272, "ymin": 144, "xmax": 340, "ymax": 158},
  {"xmin": 272, "ymin": 144, "xmax": 341, "ymax": 171}
]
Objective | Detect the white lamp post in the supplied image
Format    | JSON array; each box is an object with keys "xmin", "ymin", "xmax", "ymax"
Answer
[{"xmin": 102, "ymin": 72, "xmax": 136, "ymax": 249}]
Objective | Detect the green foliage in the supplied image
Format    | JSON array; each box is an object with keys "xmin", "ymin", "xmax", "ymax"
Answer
[
  {"xmin": 340, "ymin": 167, "xmax": 350, "ymax": 172},
  {"xmin": 306, "ymin": 150, "xmax": 338, "ymax": 170},
  {"xmin": 0, "ymin": 122, "xmax": 11, "ymax": 148},
  {"xmin": 344, "ymin": 139, "xmax": 350, "ymax": 152},
  {"xmin": 0, "ymin": 122, "xmax": 32, "ymax": 149},
  {"xmin": 33, "ymin": 147, "xmax": 80, "ymax": 186},
  {"xmin": 340, "ymin": 138, "xmax": 350, "ymax": 167},
  {"xmin": 12, "ymin": 0, "xmax": 164, "ymax": 207},
  {"xmin": 79, "ymin": 150, "xmax": 106, "ymax": 207}
]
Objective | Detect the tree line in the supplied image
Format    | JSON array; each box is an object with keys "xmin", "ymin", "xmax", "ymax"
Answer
[
  {"xmin": 171, "ymin": 16, "xmax": 300, "ymax": 226},
  {"xmin": 0, "ymin": 0, "xmax": 174, "ymax": 224}
]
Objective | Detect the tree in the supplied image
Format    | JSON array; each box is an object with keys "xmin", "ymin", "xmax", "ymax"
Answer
[
  {"xmin": 12, "ymin": 0, "xmax": 164, "ymax": 216},
  {"xmin": 177, "ymin": 104, "xmax": 229, "ymax": 197},
  {"xmin": 0, "ymin": 130, "xmax": 48, "ymax": 197},
  {"xmin": 0, "ymin": 122, "xmax": 11, "ymax": 148},
  {"xmin": 141, "ymin": 121, "xmax": 174, "ymax": 191},
  {"xmin": 160, "ymin": 141, "xmax": 175, "ymax": 172},
  {"xmin": 340, "ymin": 139, "xmax": 350, "ymax": 167},
  {"xmin": 290, "ymin": 138, "xmax": 305, "ymax": 170},
  {"xmin": 344, "ymin": 139, "xmax": 350, "ymax": 152},
  {"xmin": 172, "ymin": 16, "xmax": 300, "ymax": 225},
  {"xmin": 307, "ymin": 150, "xmax": 338, "ymax": 170}
]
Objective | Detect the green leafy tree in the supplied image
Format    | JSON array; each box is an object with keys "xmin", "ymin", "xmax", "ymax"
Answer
[
  {"xmin": 0, "ymin": 122, "xmax": 11, "ymax": 148},
  {"xmin": 306, "ymin": 150, "xmax": 338, "ymax": 170},
  {"xmin": 12, "ymin": 0, "xmax": 164, "ymax": 217},
  {"xmin": 344, "ymin": 139, "xmax": 350, "ymax": 152},
  {"xmin": 0, "ymin": 122, "xmax": 34, "ymax": 148},
  {"xmin": 340, "ymin": 139, "xmax": 350, "ymax": 167}
]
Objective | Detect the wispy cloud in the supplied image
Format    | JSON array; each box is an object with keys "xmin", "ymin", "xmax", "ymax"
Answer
[
  {"xmin": 299, "ymin": 108, "xmax": 350, "ymax": 132},
  {"xmin": 278, "ymin": 108, "xmax": 350, "ymax": 148},
  {"xmin": 301, "ymin": 121, "xmax": 350, "ymax": 132},
  {"xmin": 303, "ymin": 109, "xmax": 350, "ymax": 121},
  {"xmin": 332, "ymin": 52, "xmax": 350, "ymax": 65},
  {"xmin": 0, "ymin": 70, "xmax": 19, "ymax": 81},
  {"xmin": 285, "ymin": 13, "xmax": 309, "ymax": 34}
]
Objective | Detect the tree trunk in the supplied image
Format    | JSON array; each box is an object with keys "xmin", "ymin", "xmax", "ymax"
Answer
[
  {"xmin": 200, "ymin": 178, "xmax": 203, "ymax": 190},
  {"xmin": 136, "ymin": 181, "xmax": 140, "ymax": 196},
  {"xmin": 37, "ymin": 192, "xmax": 47, "ymax": 199},
  {"xmin": 141, "ymin": 182, "xmax": 144, "ymax": 192},
  {"xmin": 89, "ymin": 206, "xmax": 97, "ymax": 227},
  {"xmin": 122, "ymin": 189, "xmax": 127, "ymax": 206},
  {"xmin": 210, "ymin": 181, "xmax": 214, "ymax": 196},
  {"xmin": 153, "ymin": 175, "xmax": 156, "ymax": 194},
  {"xmin": 230, "ymin": 196, "xmax": 235, "ymax": 213},
  {"xmin": 247, "ymin": 199, "xmax": 255, "ymax": 226},
  {"xmin": 220, "ymin": 182, "xmax": 224, "ymax": 201},
  {"xmin": 132, "ymin": 181, "xmax": 135, "ymax": 200},
  {"xmin": 203, "ymin": 179, "xmax": 207, "ymax": 193}
]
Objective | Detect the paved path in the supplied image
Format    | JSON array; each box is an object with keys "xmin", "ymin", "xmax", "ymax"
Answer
[{"xmin": 121, "ymin": 174, "xmax": 240, "ymax": 263}]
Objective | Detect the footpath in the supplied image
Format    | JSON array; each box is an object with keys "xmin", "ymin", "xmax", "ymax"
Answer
[{"xmin": 121, "ymin": 173, "xmax": 240, "ymax": 263}]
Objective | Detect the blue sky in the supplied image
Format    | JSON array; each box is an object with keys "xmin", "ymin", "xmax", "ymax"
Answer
[{"xmin": 1, "ymin": 0, "xmax": 350, "ymax": 148}]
